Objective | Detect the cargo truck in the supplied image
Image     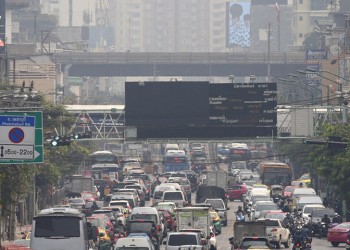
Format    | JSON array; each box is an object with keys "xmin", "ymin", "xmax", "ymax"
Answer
[
  {"xmin": 176, "ymin": 207, "xmax": 211, "ymax": 239},
  {"xmin": 64, "ymin": 175, "xmax": 94, "ymax": 197}
]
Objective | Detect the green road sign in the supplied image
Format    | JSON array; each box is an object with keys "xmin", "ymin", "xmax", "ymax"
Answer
[{"xmin": 0, "ymin": 111, "xmax": 43, "ymax": 164}]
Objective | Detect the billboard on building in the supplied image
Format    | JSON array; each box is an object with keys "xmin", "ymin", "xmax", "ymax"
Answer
[{"xmin": 226, "ymin": 0, "xmax": 251, "ymax": 48}]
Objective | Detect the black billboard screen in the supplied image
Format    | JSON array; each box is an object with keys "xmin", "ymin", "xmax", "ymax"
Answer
[
  {"xmin": 125, "ymin": 81, "xmax": 209, "ymax": 126},
  {"xmin": 209, "ymin": 83, "xmax": 277, "ymax": 127}
]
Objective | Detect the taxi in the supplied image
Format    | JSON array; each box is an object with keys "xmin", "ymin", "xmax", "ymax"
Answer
[{"xmin": 210, "ymin": 211, "xmax": 222, "ymax": 234}]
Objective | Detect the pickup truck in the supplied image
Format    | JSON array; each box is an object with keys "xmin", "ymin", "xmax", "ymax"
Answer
[
  {"xmin": 228, "ymin": 221, "xmax": 267, "ymax": 249},
  {"xmin": 164, "ymin": 232, "xmax": 208, "ymax": 250},
  {"xmin": 257, "ymin": 219, "xmax": 291, "ymax": 248}
]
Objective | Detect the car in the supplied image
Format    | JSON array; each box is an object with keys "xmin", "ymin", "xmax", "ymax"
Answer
[
  {"xmin": 327, "ymin": 222, "xmax": 350, "ymax": 247},
  {"xmin": 252, "ymin": 201, "xmax": 278, "ymax": 220},
  {"xmin": 167, "ymin": 177, "xmax": 192, "ymax": 201},
  {"xmin": 226, "ymin": 184, "xmax": 248, "ymax": 201},
  {"xmin": 127, "ymin": 220, "xmax": 162, "ymax": 249},
  {"xmin": 115, "ymin": 236, "xmax": 156, "ymax": 250},
  {"xmin": 80, "ymin": 191, "xmax": 98, "ymax": 202},
  {"xmin": 66, "ymin": 197, "xmax": 85, "ymax": 210},
  {"xmin": 210, "ymin": 211, "xmax": 222, "ymax": 234},
  {"xmin": 154, "ymin": 202, "xmax": 177, "ymax": 220},
  {"xmin": 301, "ymin": 204, "xmax": 325, "ymax": 223},
  {"xmin": 237, "ymin": 236, "xmax": 272, "ymax": 250},
  {"xmin": 204, "ymin": 198, "xmax": 229, "ymax": 226},
  {"xmin": 158, "ymin": 209, "xmax": 174, "ymax": 231},
  {"xmin": 264, "ymin": 211, "xmax": 287, "ymax": 221},
  {"xmin": 283, "ymin": 186, "xmax": 293, "ymax": 197},
  {"xmin": 257, "ymin": 218, "xmax": 291, "ymax": 248}
]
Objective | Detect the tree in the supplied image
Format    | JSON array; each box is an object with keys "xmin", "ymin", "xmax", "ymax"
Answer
[{"xmin": 303, "ymin": 31, "xmax": 321, "ymax": 50}]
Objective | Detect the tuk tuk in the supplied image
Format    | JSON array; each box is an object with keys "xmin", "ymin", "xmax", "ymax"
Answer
[{"xmin": 270, "ymin": 185, "xmax": 284, "ymax": 203}]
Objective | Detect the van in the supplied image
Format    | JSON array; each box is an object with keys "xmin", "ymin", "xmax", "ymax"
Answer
[
  {"xmin": 250, "ymin": 188, "xmax": 270, "ymax": 197},
  {"xmin": 292, "ymin": 188, "xmax": 316, "ymax": 198},
  {"xmin": 165, "ymin": 144, "xmax": 180, "ymax": 153},
  {"xmin": 111, "ymin": 193, "xmax": 138, "ymax": 208},
  {"xmin": 162, "ymin": 190, "xmax": 187, "ymax": 207},
  {"xmin": 114, "ymin": 237, "xmax": 155, "ymax": 250},
  {"xmin": 130, "ymin": 207, "xmax": 164, "ymax": 236},
  {"xmin": 30, "ymin": 207, "xmax": 92, "ymax": 250},
  {"xmin": 296, "ymin": 195, "xmax": 323, "ymax": 210},
  {"xmin": 152, "ymin": 185, "xmax": 176, "ymax": 206}
]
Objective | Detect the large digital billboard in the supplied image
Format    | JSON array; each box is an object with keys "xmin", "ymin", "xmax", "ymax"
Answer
[
  {"xmin": 226, "ymin": 0, "xmax": 251, "ymax": 48},
  {"xmin": 125, "ymin": 81, "xmax": 209, "ymax": 127},
  {"xmin": 125, "ymin": 81, "xmax": 277, "ymax": 139}
]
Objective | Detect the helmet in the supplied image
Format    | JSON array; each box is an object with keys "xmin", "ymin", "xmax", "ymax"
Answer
[
  {"xmin": 238, "ymin": 206, "xmax": 242, "ymax": 210},
  {"xmin": 334, "ymin": 213, "xmax": 338, "ymax": 216},
  {"xmin": 286, "ymin": 213, "xmax": 291, "ymax": 217}
]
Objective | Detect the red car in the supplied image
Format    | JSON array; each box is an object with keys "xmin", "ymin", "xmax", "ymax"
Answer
[
  {"xmin": 283, "ymin": 186, "xmax": 293, "ymax": 197},
  {"xmin": 81, "ymin": 191, "xmax": 98, "ymax": 202},
  {"xmin": 327, "ymin": 222, "xmax": 350, "ymax": 247},
  {"xmin": 158, "ymin": 209, "xmax": 174, "ymax": 231},
  {"xmin": 226, "ymin": 184, "xmax": 248, "ymax": 201}
]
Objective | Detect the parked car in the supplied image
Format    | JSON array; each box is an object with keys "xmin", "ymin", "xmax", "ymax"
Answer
[{"xmin": 327, "ymin": 222, "xmax": 350, "ymax": 247}]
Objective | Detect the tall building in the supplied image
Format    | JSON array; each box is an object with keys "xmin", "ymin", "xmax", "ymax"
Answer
[{"xmin": 292, "ymin": 0, "xmax": 331, "ymax": 48}]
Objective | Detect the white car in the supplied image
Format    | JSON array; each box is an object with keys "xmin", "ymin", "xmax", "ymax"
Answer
[{"xmin": 258, "ymin": 218, "xmax": 291, "ymax": 248}]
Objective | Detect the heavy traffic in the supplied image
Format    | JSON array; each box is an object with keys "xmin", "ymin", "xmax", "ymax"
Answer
[{"xmin": 14, "ymin": 142, "xmax": 350, "ymax": 250}]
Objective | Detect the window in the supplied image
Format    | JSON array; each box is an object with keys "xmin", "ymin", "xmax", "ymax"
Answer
[
  {"xmin": 34, "ymin": 217, "xmax": 80, "ymax": 237},
  {"xmin": 168, "ymin": 235, "xmax": 198, "ymax": 246}
]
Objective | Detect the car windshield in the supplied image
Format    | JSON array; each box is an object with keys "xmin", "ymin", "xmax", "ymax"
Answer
[
  {"xmin": 128, "ymin": 222, "xmax": 153, "ymax": 232},
  {"xmin": 115, "ymin": 248, "xmax": 149, "ymax": 250},
  {"xmin": 168, "ymin": 235, "xmax": 198, "ymax": 246},
  {"xmin": 251, "ymin": 197, "xmax": 270, "ymax": 203},
  {"xmin": 312, "ymin": 209, "xmax": 334, "ymax": 217},
  {"xmin": 205, "ymin": 200, "xmax": 224, "ymax": 209},
  {"xmin": 131, "ymin": 214, "xmax": 157, "ymax": 222},
  {"xmin": 256, "ymin": 204, "xmax": 277, "ymax": 211},
  {"xmin": 335, "ymin": 224, "xmax": 350, "ymax": 229},
  {"xmin": 265, "ymin": 213, "xmax": 285, "ymax": 220},
  {"xmin": 34, "ymin": 217, "xmax": 80, "ymax": 237},
  {"xmin": 304, "ymin": 207, "xmax": 322, "ymax": 214},
  {"xmin": 264, "ymin": 220, "xmax": 280, "ymax": 227},
  {"xmin": 163, "ymin": 192, "xmax": 183, "ymax": 200},
  {"xmin": 68, "ymin": 199, "xmax": 83, "ymax": 204}
]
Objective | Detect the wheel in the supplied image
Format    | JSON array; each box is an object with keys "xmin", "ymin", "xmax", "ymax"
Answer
[
  {"xmin": 275, "ymin": 237, "xmax": 281, "ymax": 249},
  {"xmin": 331, "ymin": 242, "xmax": 340, "ymax": 247},
  {"xmin": 283, "ymin": 236, "xmax": 291, "ymax": 248}
]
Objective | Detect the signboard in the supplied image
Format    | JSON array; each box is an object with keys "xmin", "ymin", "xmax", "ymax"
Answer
[
  {"xmin": 0, "ymin": 112, "xmax": 43, "ymax": 164},
  {"xmin": 306, "ymin": 49, "xmax": 328, "ymax": 61},
  {"xmin": 209, "ymin": 83, "xmax": 277, "ymax": 126},
  {"xmin": 125, "ymin": 81, "xmax": 277, "ymax": 139},
  {"xmin": 305, "ymin": 64, "xmax": 321, "ymax": 86}
]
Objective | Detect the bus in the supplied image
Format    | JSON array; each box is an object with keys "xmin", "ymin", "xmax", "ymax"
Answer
[
  {"xmin": 228, "ymin": 144, "xmax": 251, "ymax": 162},
  {"xmin": 259, "ymin": 161, "xmax": 292, "ymax": 186},
  {"xmin": 162, "ymin": 150, "xmax": 190, "ymax": 173},
  {"xmin": 88, "ymin": 151, "xmax": 123, "ymax": 181}
]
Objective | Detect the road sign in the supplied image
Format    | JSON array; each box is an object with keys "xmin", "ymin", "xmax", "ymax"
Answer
[{"xmin": 0, "ymin": 111, "xmax": 43, "ymax": 164}]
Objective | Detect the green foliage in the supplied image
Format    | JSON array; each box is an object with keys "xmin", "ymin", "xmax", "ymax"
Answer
[{"xmin": 303, "ymin": 31, "xmax": 321, "ymax": 50}]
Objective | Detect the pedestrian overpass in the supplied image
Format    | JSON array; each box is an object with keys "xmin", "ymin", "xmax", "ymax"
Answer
[{"xmin": 65, "ymin": 105, "xmax": 344, "ymax": 140}]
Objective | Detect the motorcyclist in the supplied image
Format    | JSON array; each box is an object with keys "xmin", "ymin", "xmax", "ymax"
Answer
[
  {"xmin": 90, "ymin": 201, "xmax": 99, "ymax": 212},
  {"xmin": 321, "ymin": 214, "xmax": 331, "ymax": 225},
  {"xmin": 116, "ymin": 219, "xmax": 126, "ymax": 234},
  {"xmin": 153, "ymin": 177, "xmax": 161, "ymax": 185},
  {"xmin": 236, "ymin": 205, "xmax": 245, "ymax": 222},
  {"xmin": 332, "ymin": 213, "xmax": 343, "ymax": 224},
  {"xmin": 283, "ymin": 213, "xmax": 294, "ymax": 228},
  {"xmin": 300, "ymin": 224, "xmax": 312, "ymax": 243},
  {"xmin": 282, "ymin": 202, "xmax": 291, "ymax": 213}
]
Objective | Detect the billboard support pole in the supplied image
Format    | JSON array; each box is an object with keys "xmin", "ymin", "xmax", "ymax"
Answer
[{"xmin": 267, "ymin": 23, "xmax": 272, "ymax": 82}]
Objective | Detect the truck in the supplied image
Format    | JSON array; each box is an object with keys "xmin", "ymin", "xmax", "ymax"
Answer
[
  {"xmin": 176, "ymin": 207, "xmax": 211, "ymax": 239},
  {"xmin": 228, "ymin": 221, "xmax": 267, "ymax": 250},
  {"xmin": 204, "ymin": 171, "xmax": 228, "ymax": 190},
  {"xmin": 64, "ymin": 175, "xmax": 94, "ymax": 196}
]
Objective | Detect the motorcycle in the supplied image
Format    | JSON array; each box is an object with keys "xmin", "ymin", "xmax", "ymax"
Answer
[
  {"xmin": 345, "ymin": 239, "xmax": 350, "ymax": 250},
  {"xmin": 246, "ymin": 205, "xmax": 252, "ymax": 221},
  {"xmin": 318, "ymin": 221, "xmax": 329, "ymax": 238}
]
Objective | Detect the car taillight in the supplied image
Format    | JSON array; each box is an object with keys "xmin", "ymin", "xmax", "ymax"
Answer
[{"xmin": 157, "ymin": 225, "xmax": 161, "ymax": 231}]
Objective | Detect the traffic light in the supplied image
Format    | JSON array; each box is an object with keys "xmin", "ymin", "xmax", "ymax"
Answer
[
  {"xmin": 73, "ymin": 131, "xmax": 93, "ymax": 140},
  {"xmin": 50, "ymin": 136, "xmax": 71, "ymax": 147}
]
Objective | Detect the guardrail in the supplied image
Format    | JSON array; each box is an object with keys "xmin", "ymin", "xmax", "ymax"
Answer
[{"xmin": 52, "ymin": 52, "xmax": 306, "ymax": 64}]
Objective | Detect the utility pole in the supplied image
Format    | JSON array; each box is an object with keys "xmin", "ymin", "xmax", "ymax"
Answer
[{"xmin": 267, "ymin": 23, "xmax": 272, "ymax": 82}]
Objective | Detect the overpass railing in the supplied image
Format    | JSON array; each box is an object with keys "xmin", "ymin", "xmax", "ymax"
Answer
[{"xmin": 52, "ymin": 52, "xmax": 306, "ymax": 64}]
